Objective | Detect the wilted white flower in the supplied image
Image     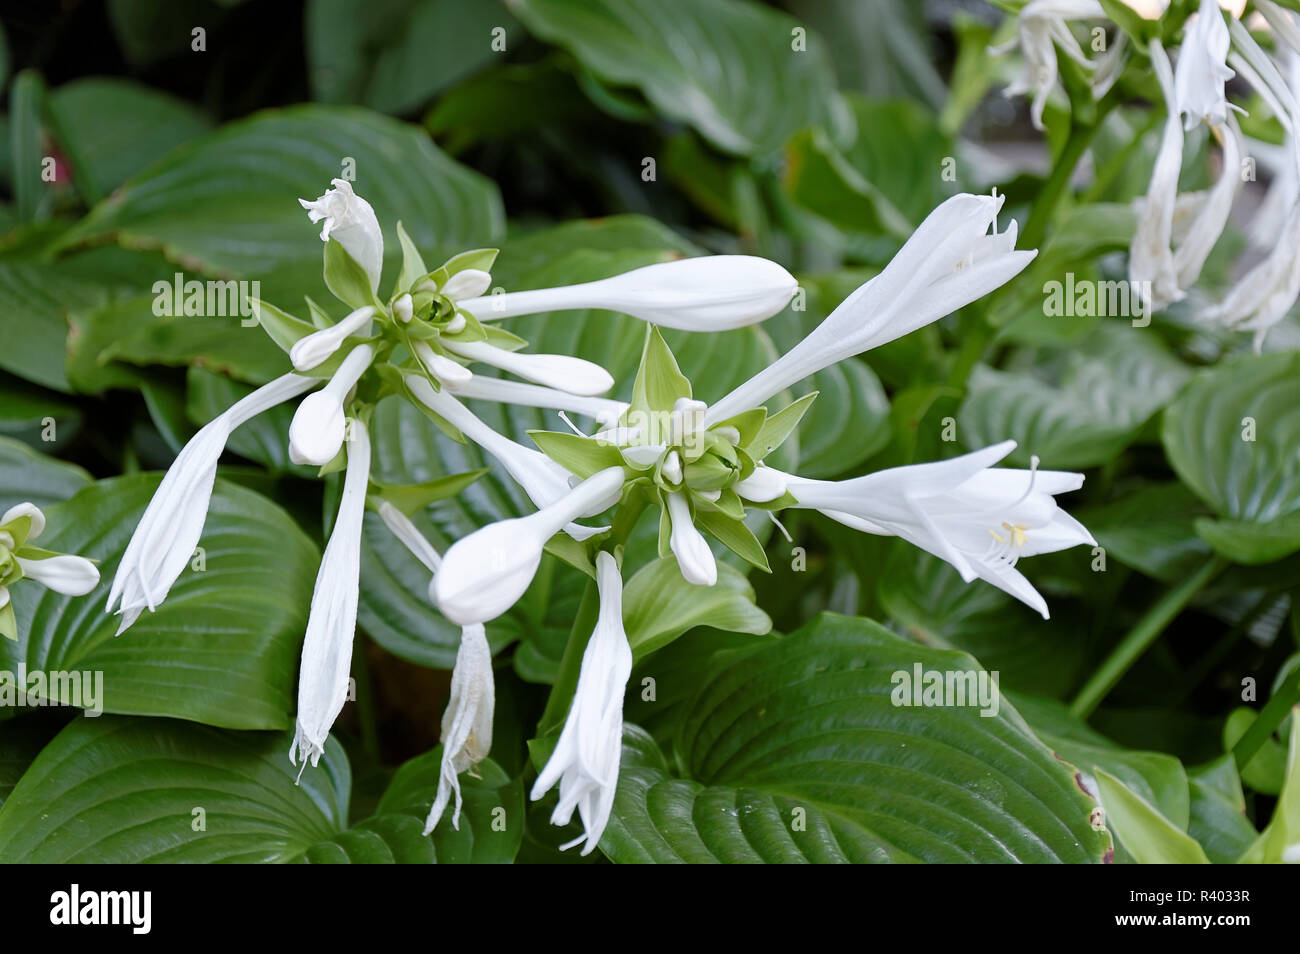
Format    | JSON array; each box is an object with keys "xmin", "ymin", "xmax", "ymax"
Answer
[
  {"xmin": 706, "ymin": 192, "xmax": 1036, "ymax": 424},
  {"xmin": 291, "ymin": 418, "xmax": 371, "ymax": 770},
  {"xmin": 432, "ymin": 466, "xmax": 625, "ymax": 625},
  {"xmin": 990, "ymin": 0, "xmax": 1105, "ymax": 131},
  {"xmin": 424, "ymin": 622, "xmax": 495, "ymax": 833},
  {"xmin": 458, "ymin": 255, "xmax": 797, "ymax": 330},
  {"xmin": 531, "ymin": 551, "xmax": 632, "ymax": 855},
  {"xmin": 108, "ymin": 373, "xmax": 317, "ymax": 633},
  {"xmin": 778, "ymin": 441, "xmax": 1094, "ymax": 619},
  {"xmin": 299, "ymin": 178, "xmax": 384, "ymax": 293},
  {"xmin": 1175, "ymin": 0, "xmax": 1238, "ymax": 129}
]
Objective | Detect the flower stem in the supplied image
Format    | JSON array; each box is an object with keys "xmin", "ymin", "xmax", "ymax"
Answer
[
  {"xmin": 1020, "ymin": 114, "xmax": 1106, "ymax": 251},
  {"xmin": 1069, "ymin": 556, "xmax": 1226, "ymax": 720},
  {"xmin": 1232, "ymin": 672, "xmax": 1300, "ymax": 771}
]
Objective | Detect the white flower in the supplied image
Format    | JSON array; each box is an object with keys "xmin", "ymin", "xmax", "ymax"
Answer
[
  {"xmin": 531, "ymin": 551, "xmax": 632, "ymax": 855},
  {"xmin": 291, "ymin": 418, "xmax": 371, "ymax": 770},
  {"xmin": 0, "ymin": 503, "xmax": 99, "ymax": 618},
  {"xmin": 1175, "ymin": 0, "xmax": 1237, "ymax": 130},
  {"xmin": 1130, "ymin": 38, "xmax": 1244, "ymax": 312},
  {"xmin": 666, "ymin": 491, "xmax": 717, "ymax": 586},
  {"xmin": 424, "ymin": 622, "xmax": 495, "ymax": 833},
  {"xmin": 412, "ymin": 341, "xmax": 472, "ymax": 388},
  {"xmin": 705, "ymin": 193, "xmax": 1036, "ymax": 424},
  {"xmin": 441, "ymin": 339, "xmax": 614, "ymax": 396},
  {"xmin": 439, "ymin": 269, "xmax": 493, "ymax": 301},
  {"xmin": 405, "ymin": 374, "xmax": 608, "ymax": 541},
  {"xmin": 289, "ymin": 344, "xmax": 374, "ymax": 466},
  {"xmin": 376, "ymin": 501, "xmax": 442, "ymax": 574},
  {"xmin": 108, "ymin": 373, "xmax": 317, "ymax": 633},
  {"xmin": 298, "ymin": 178, "xmax": 384, "ymax": 293},
  {"xmin": 991, "ymin": 0, "xmax": 1105, "ymax": 131},
  {"xmin": 432, "ymin": 466, "xmax": 625, "ymax": 625},
  {"xmin": 779, "ymin": 441, "xmax": 1094, "ymax": 619},
  {"xmin": 458, "ymin": 255, "xmax": 797, "ymax": 330},
  {"xmin": 16, "ymin": 555, "xmax": 99, "ymax": 596},
  {"xmin": 289, "ymin": 305, "xmax": 375, "ymax": 371},
  {"xmin": 446, "ymin": 374, "xmax": 627, "ymax": 427}
]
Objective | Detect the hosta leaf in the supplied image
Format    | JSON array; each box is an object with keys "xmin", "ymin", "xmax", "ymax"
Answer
[
  {"xmin": 1163, "ymin": 353, "xmax": 1300, "ymax": 563},
  {"xmin": 1079, "ymin": 482, "xmax": 1212, "ymax": 583},
  {"xmin": 1238, "ymin": 716, "xmax": 1300, "ymax": 863},
  {"xmin": 1093, "ymin": 769, "xmax": 1209, "ymax": 864},
  {"xmin": 3, "ymin": 475, "xmax": 318, "ymax": 729},
  {"xmin": 622, "ymin": 556, "xmax": 771, "ymax": 657},
  {"xmin": 0, "ymin": 718, "xmax": 349, "ymax": 863},
  {"xmin": 603, "ymin": 614, "xmax": 1111, "ymax": 862},
  {"xmin": 0, "ymin": 436, "xmax": 91, "ymax": 514},
  {"xmin": 62, "ymin": 104, "xmax": 504, "ymax": 276},
  {"xmin": 509, "ymin": 0, "xmax": 850, "ymax": 157},
  {"xmin": 960, "ymin": 325, "xmax": 1190, "ymax": 468}
]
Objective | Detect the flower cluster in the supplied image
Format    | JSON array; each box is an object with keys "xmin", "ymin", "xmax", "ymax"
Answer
[
  {"xmin": 994, "ymin": 0, "xmax": 1300, "ymax": 348},
  {"xmin": 107, "ymin": 179, "xmax": 1096, "ymax": 854}
]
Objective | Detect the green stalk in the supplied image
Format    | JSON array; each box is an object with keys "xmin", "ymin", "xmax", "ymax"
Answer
[
  {"xmin": 535, "ymin": 578, "xmax": 601, "ymax": 742},
  {"xmin": 1020, "ymin": 110, "xmax": 1109, "ymax": 251},
  {"xmin": 351, "ymin": 627, "xmax": 381, "ymax": 760},
  {"xmin": 1069, "ymin": 556, "xmax": 1226, "ymax": 719},
  {"xmin": 1232, "ymin": 669, "xmax": 1300, "ymax": 771}
]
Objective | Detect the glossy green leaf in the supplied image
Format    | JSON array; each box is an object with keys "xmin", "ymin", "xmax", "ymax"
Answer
[
  {"xmin": 622, "ymin": 556, "xmax": 771, "ymax": 656},
  {"xmin": 3, "ymin": 475, "xmax": 318, "ymax": 729},
  {"xmin": 1093, "ymin": 768, "xmax": 1210, "ymax": 864},
  {"xmin": 603, "ymin": 614, "xmax": 1111, "ymax": 862}
]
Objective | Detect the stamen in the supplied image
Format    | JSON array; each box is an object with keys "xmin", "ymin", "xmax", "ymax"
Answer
[
  {"xmin": 768, "ymin": 511, "xmax": 793, "ymax": 543},
  {"xmin": 557, "ymin": 411, "xmax": 586, "ymax": 437}
]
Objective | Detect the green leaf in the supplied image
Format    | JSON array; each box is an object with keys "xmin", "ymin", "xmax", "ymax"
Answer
[
  {"xmin": 10, "ymin": 70, "xmax": 48, "ymax": 223},
  {"xmin": 603, "ymin": 614, "xmax": 1112, "ymax": 862},
  {"xmin": 45, "ymin": 78, "xmax": 211, "ymax": 206},
  {"xmin": 394, "ymin": 221, "xmax": 428, "ymax": 296},
  {"xmin": 627, "ymin": 326, "xmax": 691, "ymax": 419},
  {"xmin": 250, "ymin": 297, "xmax": 317, "ymax": 355},
  {"xmin": 510, "ymin": 0, "xmax": 850, "ymax": 156},
  {"xmin": 878, "ymin": 547, "xmax": 1086, "ymax": 698},
  {"xmin": 324, "ymin": 238, "xmax": 380, "ymax": 311},
  {"xmin": 3, "ymin": 476, "xmax": 318, "ymax": 729},
  {"xmin": 1080, "ymin": 482, "xmax": 1212, "ymax": 583},
  {"xmin": 960, "ymin": 324, "xmax": 1190, "ymax": 468},
  {"xmin": 622, "ymin": 556, "xmax": 771, "ymax": 656},
  {"xmin": 747, "ymin": 392, "xmax": 816, "ymax": 460},
  {"xmin": 368, "ymin": 469, "xmax": 488, "ymax": 515},
  {"xmin": 527, "ymin": 430, "xmax": 626, "ymax": 479},
  {"xmin": 1188, "ymin": 756, "xmax": 1258, "ymax": 864},
  {"xmin": 61, "ymin": 104, "xmax": 504, "ymax": 276},
  {"xmin": 0, "ymin": 717, "xmax": 349, "ymax": 862},
  {"xmin": 306, "ymin": 0, "xmax": 517, "ymax": 115},
  {"xmin": 1093, "ymin": 768, "xmax": 1210, "ymax": 864},
  {"xmin": 1163, "ymin": 352, "xmax": 1300, "ymax": 563},
  {"xmin": 694, "ymin": 509, "xmax": 771, "ymax": 572},
  {"xmin": 0, "ymin": 436, "xmax": 91, "ymax": 514}
]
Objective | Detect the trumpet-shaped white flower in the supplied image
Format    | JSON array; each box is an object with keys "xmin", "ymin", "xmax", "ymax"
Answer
[
  {"xmin": 779, "ymin": 441, "xmax": 1094, "ymax": 619},
  {"xmin": 433, "ymin": 466, "xmax": 625, "ymax": 625},
  {"xmin": 290, "ymin": 306, "xmax": 375, "ymax": 371},
  {"xmin": 706, "ymin": 193, "xmax": 1036, "ymax": 424},
  {"xmin": 424, "ymin": 622, "xmax": 495, "ymax": 833},
  {"xmin": 990, "ymin": 0, "xmax": 1105, "ymax": 131},
  {"xmin": 299, "ymin": 178, "xmax": 384, "ymax": 293},
  {"xmin": 441, "ymin": 339, "xmax": 614, "ymax": 396},
  {"xmin": 531, "ymin": 551, "xmax": 632, "ymax": 855},
  {"xmin": 108, "ymin": 373, "xmax": 317, "ymax": 633},
  {"xmin": 1175, "ymin": 0, "xmax": 1237, "ymax": 130},
  {"xmin": 291, "ymin": 418, "xmax": 371, "ymax": 770},
  {"xmin": 458, "ymin": 255, "xmax": 797, "ymax": 330},
  {"xmin": 1130, "ymin": 41, "xmax": 1186, "ymax": 309},
  {"xmin": 666, "ymin": 491, "xmax": 717, "ymax": 586},
  {"xmin": 289, "ymin": 344, "xmax": 374, "ymax": 466},
  {"xmin": 446, "ymin": 374, "xmax": 628, "ymax": 427}
]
